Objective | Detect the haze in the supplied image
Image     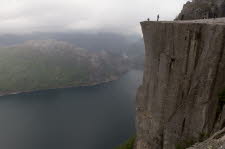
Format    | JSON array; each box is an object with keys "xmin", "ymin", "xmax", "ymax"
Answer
[{"xmin": 0, "ymin": 0, "xmax": 189, "ymax": 34}]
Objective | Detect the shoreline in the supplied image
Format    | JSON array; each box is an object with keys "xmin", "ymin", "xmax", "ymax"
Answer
[{"xmin": 0, "ymin": 76, "xmax": 120, "ymax": 97}]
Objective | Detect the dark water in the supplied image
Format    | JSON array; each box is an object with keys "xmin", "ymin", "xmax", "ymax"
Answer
[{"xmin": 0, "ymin": 70, "xmax": 143, "ymax": 149}]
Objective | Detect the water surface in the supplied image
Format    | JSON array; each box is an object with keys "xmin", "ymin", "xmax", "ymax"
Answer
[{"xmin": 0, "ymin": 70, "xmax": 143, "ymax": 149}]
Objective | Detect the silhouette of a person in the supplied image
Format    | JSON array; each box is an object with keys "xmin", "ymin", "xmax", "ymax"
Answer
[
  {"xmin": 147, "ymin": 18, "xmax": 150, "ymax": 21},
  {"xmin": 157, "ymin": 14, "xmax": 159, "ymax": 21},
  {"xmin": 213, "ymin": 13, "xmax": 217, "ymax": 19},
  {"xmin": 181, "ymin": 15, "xmax": 184, "ymax": 20},
  {"xmin": 180, "ymin": 14, "xmax": 184, "ymax": 20}
]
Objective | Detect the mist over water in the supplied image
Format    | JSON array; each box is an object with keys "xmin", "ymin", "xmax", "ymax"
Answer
[{"xmin": 0, "ymin": 70, "xmax": 142, "ymax": 149}]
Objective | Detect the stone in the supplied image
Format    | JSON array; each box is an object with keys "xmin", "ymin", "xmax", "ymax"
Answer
[
  {"xmin": 187, "ymin": 128, "xmax": 225, "ymax": 149},
  {"xmin": 176, "ymin": 0, "xmax": 225, "ymax": 20},
  {"xmin": 136, "ymin": 19, "xmax": 225, "ymax": 149}
]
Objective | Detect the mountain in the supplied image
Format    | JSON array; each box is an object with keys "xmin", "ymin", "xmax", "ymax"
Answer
[
  {"xmin": 0, "ymin": 40, "xmax": 129, "ymax": 95},
  {"xmin": 0, "ymin": 32, "xmax": 139, "ymax": 51},
  {"xmin": 0, "ymin": 32, "xmax": 145, "ymax": 69},
  {"xmin": 176, "ymin": 0, "xmax": 225, "ymax": 20}
]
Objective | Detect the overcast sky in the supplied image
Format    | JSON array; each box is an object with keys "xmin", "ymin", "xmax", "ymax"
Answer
[{"xmin": 0, "ymin": 0, "xmax": 189, "ymax": 34}]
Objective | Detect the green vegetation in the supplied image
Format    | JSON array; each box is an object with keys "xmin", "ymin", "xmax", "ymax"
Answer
[
  {"xmin": 0, "ymin": 43, "xmax": 88, "ymax": 93},
  {"xmin": 175, "ymin": 138, "xmax": 195, "ymax": 149},
  {"xmin": 115, "ymin": 136, "xmax": 136, "ymax": 149},
  {"xmin": 218, "ymin": 88, "xmax": 225, "ymax": 102},
  {"xmin": 0, "ymin": 40, "xmax": 127, "ymax": 94},
  {"xmin": 199, "ymin": 132, "xmax": 210, "ymax": 142},
  {"xmin": 175, "ymin": 144, "xmax": 185, "ymax": 149}
]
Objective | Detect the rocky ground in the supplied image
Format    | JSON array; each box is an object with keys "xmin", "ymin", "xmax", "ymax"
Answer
[
  {"xmin": 176, "ymin": 0, "xmax": 225, "ymax": 20},
  {"xmin": 188, "ymin": 128, "xmax": 225, "ymax": 149},
  {"xmin": 158, "ymin": 17, "xmax": 225, "ymax": 25}
]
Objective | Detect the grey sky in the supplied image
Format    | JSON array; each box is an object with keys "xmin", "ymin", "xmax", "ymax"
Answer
[{"xmin": 0, "ymin": 0, "xmax": 189, "ymax": 34}]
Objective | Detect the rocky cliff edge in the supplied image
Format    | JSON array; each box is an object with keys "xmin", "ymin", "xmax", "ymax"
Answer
[{"xmin": 136, "ymin": 18, "xmax": 225, "ymax": 149}]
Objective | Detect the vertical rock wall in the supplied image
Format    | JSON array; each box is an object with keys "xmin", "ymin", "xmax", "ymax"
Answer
[{"xmin": 136, "ymin": 20, "xmax": 225, "ymax": 149}]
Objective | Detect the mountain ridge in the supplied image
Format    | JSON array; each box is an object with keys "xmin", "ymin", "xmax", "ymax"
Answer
[{"xmin": 0, "ymin": 39, "xmax": 130, "ymax": 96}]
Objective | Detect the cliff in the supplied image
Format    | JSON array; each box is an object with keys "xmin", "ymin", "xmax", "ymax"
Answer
[
  {"xmin": 176, "ymin": 0, "xmax": 225, "ymax": 20},
  {"xmin": 136, "ymin": 19, "xmax": 225, "ymax": 149}
]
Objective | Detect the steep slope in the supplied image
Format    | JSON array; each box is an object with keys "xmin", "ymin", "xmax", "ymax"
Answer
[
  {"xmin": 0, "ymin": 40, "xmax": 129, "ymax": 95},
  {"xmin": 136, "ymin": 19, "xmax": 225, "ymax": 149},
  {"xmin": 187, "ymin": 128, "xmax": 225, "ymax": 149},
  {"xmin": 176, "ymin": 0, "xmax": 225, "ymax": 20}
]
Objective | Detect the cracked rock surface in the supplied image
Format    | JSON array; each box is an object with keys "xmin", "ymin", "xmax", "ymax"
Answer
[
  {"xmin": 136, "ymin": 19, "xmax": 225, "ymax": 149},
  {"xmin": 176, "ymin": 0, "xmax": 225, "ymax": 20},
  {"xmin": 187, "ymin": 128, "xmax": 225, "ymax": 149}
]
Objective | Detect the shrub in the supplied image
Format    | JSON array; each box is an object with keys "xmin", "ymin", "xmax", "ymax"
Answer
[
  {"xmin": 115, "ymin": 136, "xmax": 136, "ymax": 149},
  {"xmin": 218, "ymin": 89, "xmax": 225, "ymax": 103},
  {"xmin": 199, "ymin": 132, "xmax": 210, "ymax": 142},
  {"xmin": 175, "ymin": 144, "xmax": 185, "ymax": 149},
  {"xmin": 175, "ymin": 138, "xmax": 195, "ymax": 149}
]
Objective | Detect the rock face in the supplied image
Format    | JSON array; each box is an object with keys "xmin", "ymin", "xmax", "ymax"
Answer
[
  {"xmin": 136, "ymin": 19, "xmax": 225, "ymax": 149},
  {"xmin": 176, "ymin": 0, "xmax": 225, "ymax": 20}
]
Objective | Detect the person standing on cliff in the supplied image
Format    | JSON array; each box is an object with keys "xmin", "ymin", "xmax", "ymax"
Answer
[
  {"xmin": 211, "ymin": 5, "xmax": 218, "ymax": 19},
  {"xmin": 157, "ymin": 14, "xmax": 159, "ymax": 21},
  {"xmin": 147, "ymin": 18, "xmax": 150, "ymax": 21}
]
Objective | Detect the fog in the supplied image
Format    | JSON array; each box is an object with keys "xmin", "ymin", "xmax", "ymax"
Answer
[{"xmin": 0, "ymin": 0, "xmax": 189, "ymax": 34}]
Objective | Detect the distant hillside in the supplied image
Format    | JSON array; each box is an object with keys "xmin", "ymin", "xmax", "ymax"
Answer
[
  {"xmin": 0, "ymin": 40, "xmax": 129, "ymax": 95},
  {"xmin": 0, "ymin": 32, "xmax": 139, "ymax": 52},
  {"xmin": 125, "ymin": 39, "xmax": 145, "ymax": 70},
  {"xmin": 0, "ymin": 32, "xmax": 145, "ymax": 69}
]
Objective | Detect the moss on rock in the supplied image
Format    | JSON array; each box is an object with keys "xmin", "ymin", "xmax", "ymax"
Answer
[{"xmin": 115, "ymin": 136, "xmax": 136, "ymax": 149}]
